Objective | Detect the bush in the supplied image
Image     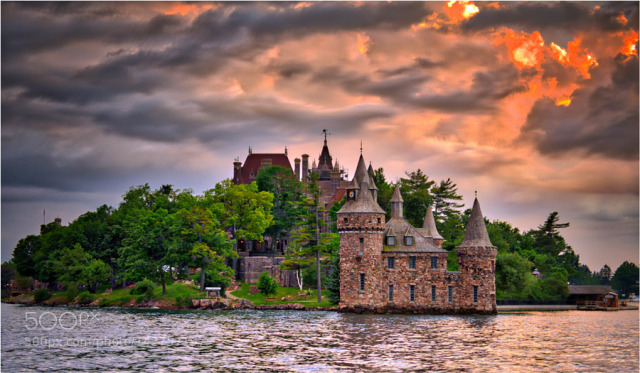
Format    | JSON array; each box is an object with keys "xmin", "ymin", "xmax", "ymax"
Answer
[
  {"xmin": 98, "ymin": 298, "xmax": 114, "ymax": 307},
  {"xmin": 174, "ymin": 294, "xmax": 193, "ymax": 308},
  {"xmin": 257, "ymin": 271, "xmax": 278, "ymax": 299},
  {"xmin": 130, "ymin": 279, "xmax": 156, "ymax": 301},
  {"xmin": 64, "ymin": 287, "xmax": 79, "ymax": 302},
  {"xmin": 34, "ymin": 289, "xmax": 52, "ymax": 303},
  {"xmin": 77, "ymin": 291, "xmax": 94, "ymax": 305}
]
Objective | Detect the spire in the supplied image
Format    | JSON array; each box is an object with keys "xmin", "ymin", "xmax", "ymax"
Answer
[
  {"xmin": 353, "ymin": 154, "xmax": 377, "ymax": 190},
  {"xmin": 318, "ymin": 130, "xmax": 333, "ymax": 170},
  {"xmin": 368, "ymin": 161, "xmax": 374, "ymax": 176},
  {"xmin": 390, "ymin": 184, "xmax": 403, "ymax": 218},
  {"xmin": 460, "ymin": 198, "xmax": 493, "ymax": 247},
  {"xmin": 337, "ymin": 181, "xmax": 385, "ymax": 214},
  {"xmin": 422, "ymin": 206, "xmax": 443, "ymax": 240}
]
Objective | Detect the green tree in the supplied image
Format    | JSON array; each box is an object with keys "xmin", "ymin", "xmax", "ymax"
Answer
[
  {"xmin": 430, "ymin": 178, "xmax": 464, "ymax": 223},
  {"xmin": 293, "ymin": 172, "xmax": 334, "ymax": 303},
  {"xmin": 12, "ymin": 235, "xmax": 41, "ymax": 278},
  {"xmin": 399, "ymin": 169, "xmax": 435, "ymax": 227},
  {"xmin": 256, "ymin": 165, "xmax": 304, "ymax": 249},
  {"xmin": 208, "ymin": 180, "xmax": 274, "ymax": 242},
  {"xmin": 325, "ymin": 255, "xmax": 340, "ymax": 304},
  {"xmin": 82, "ymin": 259, "xmax": 112, "ymax": 293},
  {"xmin": 370, "ymin": 167, "xmax": 393, "ymax": 220},
  {"xmin": 532, "ymin": 212, "xmax": 571, "ymax": 257},
  {"xmin": 610, "ymin": 261, "xmax": 639, "ymax": 296},
  {"xmin": 174, "ymin": 194, "xmax": 235, "ymax": 291},
  {"xmin": 47, "ymin": 244, "xmax": 92, "ymax": 288},
  {"xmin": 119, "ymin": 207, "xmax": 173, "ymax": 295},
  {"xmin": 594, "ymin": 264, "xmax": 613, "ymax": 285},
  {"xmin": 257, "ymin": 271, "xmax": 278, "ymax": 301},
  {"xmin": 495, "ymin": 252, "xmax": 536, "ymax": 299}
]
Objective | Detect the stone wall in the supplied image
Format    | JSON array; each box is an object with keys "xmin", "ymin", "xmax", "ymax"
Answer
[
  {"xmin": 239, "ymin": 256, "xmax": 299, "ymax": 287},
  {"xmin": 338, "ymin": 212, "xmax": 386, "ymax": 309},
  {"xmin": 457, "ymin": 246, "xmax": 498, "ymax": 313},
  {"xmin": 338, "ymin": 219, "xmax": 498, "ymax": 314}
]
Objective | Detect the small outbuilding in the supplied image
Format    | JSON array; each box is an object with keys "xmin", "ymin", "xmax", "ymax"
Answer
[{"xmin": 568, "ymin": 285, "xmax": 618, "ymax": 309}]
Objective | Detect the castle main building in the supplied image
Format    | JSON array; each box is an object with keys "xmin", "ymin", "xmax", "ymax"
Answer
[{"xmin": 337, "ymin": 154, "xmax": 497, "ymax": 314}]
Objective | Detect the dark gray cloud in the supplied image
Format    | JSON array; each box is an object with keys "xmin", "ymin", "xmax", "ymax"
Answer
[
  {"xmin": 462, "ymin": 2, "xmax": 637, "ymax": 33},
  {"xmin": 312, "ymin": 63, "xmax": 525, "ymax": 113},
  {"xmin": 190, "ymin": 2, "xmax": 430, "ymax": 40},
  {"xmin": 519, "ymin": 54, "xmax": 639, "ymax": 160}
]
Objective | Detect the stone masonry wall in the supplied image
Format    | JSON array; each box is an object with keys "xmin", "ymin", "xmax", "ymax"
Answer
[
  {"xmin": 457, "ymin": 246, "xmax": 498, "ymax": 314},
  {"xmin": 240, "ymin": 256, "xmax": 299, "ymax": 287},
  {"xmin": 338, "ymin": 212, "xmax": 386, "ymax": 309}
]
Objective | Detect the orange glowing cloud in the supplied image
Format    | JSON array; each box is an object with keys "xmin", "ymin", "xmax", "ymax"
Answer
[
  {"xmin": 446, "ymin": 1, "xmax": 479, "ymax": 21},
  {"xmin": 163, "ymin": 3, "xmax": 215, "ymax": 16},
  {"xmin": 620, "ymin": 30, "xmax": 639, "ymax": 56},
  {"xmin": 494, "ymin": 29, "xmax": 546, "ymax": 68},
  {"xmin": 357, "ymin": 33, "xmax": 372, "ymax": 55}
]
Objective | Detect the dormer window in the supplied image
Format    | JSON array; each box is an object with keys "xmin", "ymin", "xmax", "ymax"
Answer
[
  {"xmin": 386, "ymin": 236, "xmax": 396, "ymax": 246},
  {"xmin": 405, "ymin": 236, "xmax": 414, "ymax": 246}
]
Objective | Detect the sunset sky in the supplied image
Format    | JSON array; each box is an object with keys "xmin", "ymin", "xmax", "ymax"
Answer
[{"xmin": 2, "ymin": 1, "xmax": 638, "ymax": 272}]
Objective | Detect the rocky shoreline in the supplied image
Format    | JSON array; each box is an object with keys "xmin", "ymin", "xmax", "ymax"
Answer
[{"xmin": 2, "ymin": 296, "xmax": 337, "ymax": 312}]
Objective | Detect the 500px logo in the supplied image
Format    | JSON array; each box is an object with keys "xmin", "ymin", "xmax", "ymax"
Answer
[{"xmin": 25, "ymin": 311, "xmax": 99, "ymax": 330}]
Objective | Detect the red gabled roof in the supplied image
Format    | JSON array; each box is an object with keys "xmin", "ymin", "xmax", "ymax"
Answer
[{"xmin": 236, "ymin": 153, "xmax": 292, "ymax": 184}]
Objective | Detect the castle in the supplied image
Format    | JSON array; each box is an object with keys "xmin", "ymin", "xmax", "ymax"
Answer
[
  {"xmin": 230, "ymin": 132, "xmax": 347, "ymax": 284},
  {"xmin": 337, "ymin": 153, "xmax": 497, "ymax": 314}
]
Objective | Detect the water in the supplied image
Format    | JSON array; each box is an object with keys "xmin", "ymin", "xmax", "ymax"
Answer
[{"xmin": 2, "ymin": 303, "xmax": 638, "ymax": 372}]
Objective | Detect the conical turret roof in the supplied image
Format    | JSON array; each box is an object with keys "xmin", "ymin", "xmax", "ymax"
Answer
[
  {"xmin": 459, "ymin": 198, "xmax": 493, "ymax": 247},
  {"xmin": 353, "ymin": 154, "xmax": 377, "ymax": 190},
  {"xmin": 337, "ymin": 181, "xmax": 385, "ymax": 214},
  {"xmin": 368, "ymin": 162, "xmax": 374, "ymax": 176},
  {"xmin": 391, "ymin": 184, "xmax": 403, "ymax": 202},
  {"xmin": 318, "ymin": 141, "xmax": 333, "ymax": 170},
  {"xmin": 422, "ymin": 206, "xmax": 443, "ymax": 240}
]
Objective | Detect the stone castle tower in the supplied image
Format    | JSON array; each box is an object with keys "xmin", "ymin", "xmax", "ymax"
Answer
[
  {"xmin": 337, "ymin": 153, "xmax": 497, "ymax": 314},
  {"xmin": 456, "ymin": 197, "xmax": 498, "ymax": 313}
]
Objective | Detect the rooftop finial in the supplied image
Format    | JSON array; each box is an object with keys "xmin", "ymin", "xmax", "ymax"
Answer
[
  {"xmin": 322, "ymin": 129, "xmax": 330, "ymax": 145},
  {"xmin": 360, "ymin": 140, "xmax": 363, "ymax": 155},
  {"xmin": 285, "ymin": 146, "xmax": 288, "ymax": 156},
  {"xmin": 475, "ymin": 190, "xmax": 477, "ymax": 199},
  {"xmin": 249, "ymin": 146, "xmax": 252, "ymax": 154}
]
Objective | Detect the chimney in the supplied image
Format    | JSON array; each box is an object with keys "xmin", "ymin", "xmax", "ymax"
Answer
[
  {"xmin": 294, "ymin": 158, "xmax": 301, "ymax": 181},
  {"xmin": 54, "ymin": 217, "xmax": 62, "ymax": 226},
  {"xmin": 233, "ymin": 158, "xmax": 242, "ymax": 185},
  {"xmin": 301, "ymin": 154, "xmax": 309, "ymax": 182},
  {"xmin": 390, "ymin": 185, "xmax": 404, "ymax": 219}
]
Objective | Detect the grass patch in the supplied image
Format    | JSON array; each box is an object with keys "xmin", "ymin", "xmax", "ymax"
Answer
[{"xmin": 231, "ymin": 283, "xmax": 333, "ymax": 307}]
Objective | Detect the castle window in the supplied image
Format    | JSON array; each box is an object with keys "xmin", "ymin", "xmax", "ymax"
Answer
[
  {"xmin": 473, "ymin": 286, "xmax": 478, "ymax": 303},
  {"xmin": 404, "ymin": 236, "xmax": 414, "ymax": 246},
  {"xmin": 431, "ymin": 285, "xmax": 436, "ymax": 302},
  {"xmin": 360, "ymin": 274, "xmax": 365, "ymax": 291},
  {"xmin": 388, "ymin": 285, "xmax": 394, "ymax": 301},
  {"xmin": 448, "ymin": 286, "xmax": 453, "ymax": 303},
  {"xmin": 491, "ymin": 260, "xmax": 495, "ymax": 273},
  {"xmin": 386, "ymin": 236, "xmax": 395, "ymax": 246},
  {"xmin": 377, "ymin": 218, "xmax": 381, "ymax": 224},
  {"xmin": 431, "ymin": 256, "xmax": 437, "ymax": 269},
  {"xmin": 344, "ymin": 217, "xmax": 348, "ymax": 223},
  {"xmin": 409, "ymin": 256, "xmax": 416, "ymax": 269},
  {"xmin": 410, "ymin": 285, "xmax": 415, "ymax": 302},
  {"xmin": 359, "ymin": 237, "xmax": 364, "ymax": 255},
  {"xmin": 387, "ymin": 257, "xmax": 395, "ymax": 269}
]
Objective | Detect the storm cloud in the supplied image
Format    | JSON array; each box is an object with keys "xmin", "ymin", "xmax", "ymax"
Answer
[{"xmin": 2, "ymin": 1, "xmax": 638, "ymax": 271}]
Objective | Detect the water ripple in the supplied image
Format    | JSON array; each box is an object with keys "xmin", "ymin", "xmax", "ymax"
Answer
[{"xmin": 2, "ymin": 304, "xmax": 638, "ymax": 372}]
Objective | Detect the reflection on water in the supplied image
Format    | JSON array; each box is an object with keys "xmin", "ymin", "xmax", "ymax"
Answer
[{"xmin": 2, "ymin": 303, "xmax": 638, "ymax": 372}]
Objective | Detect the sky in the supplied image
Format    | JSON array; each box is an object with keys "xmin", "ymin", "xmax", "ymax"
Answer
[{"xmin": 2, "ymin": 1, "xmax": 638, "ymax": 272}]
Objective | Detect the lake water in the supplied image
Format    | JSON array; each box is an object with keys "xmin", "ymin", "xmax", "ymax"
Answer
[{"xmin": 2, "ymin": 303, "xmax": 638, "ymax": 372}]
